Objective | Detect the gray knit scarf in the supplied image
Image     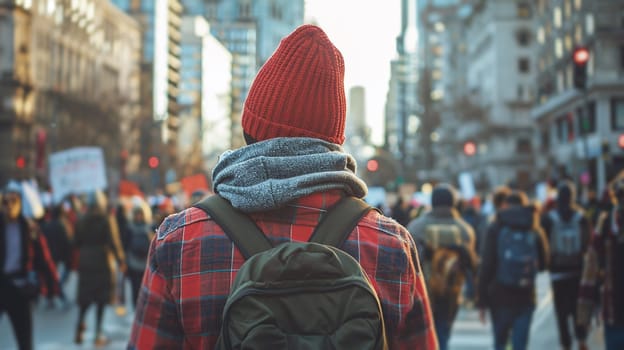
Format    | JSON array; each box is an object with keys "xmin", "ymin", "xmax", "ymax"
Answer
[{"xmin": 212, "ymin": 137, "xmax": 368, "ymax": 213}]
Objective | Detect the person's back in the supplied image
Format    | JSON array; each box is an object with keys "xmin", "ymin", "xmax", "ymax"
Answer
[
  {"xmin": 128, "ymin": 24, "xmax": 436, "ymax": 350},
  {"xmin": 407, "ymin": 184, "xmax": 477, "ymax": 350},
  {"xmin": 540, "ymin": 181, "xmax": 590, "ymax": 350},
  {"xmin": 477, "ymin": 191, "xmax": 549, "ymax": 350}
]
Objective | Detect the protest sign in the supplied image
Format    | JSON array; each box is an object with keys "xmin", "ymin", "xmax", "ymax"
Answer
[{"xmin": 49, "ymin": 147, "xmax": 107, "ymax": 203}]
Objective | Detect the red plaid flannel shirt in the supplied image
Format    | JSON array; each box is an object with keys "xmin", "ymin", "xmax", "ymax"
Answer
[{"xmin": 128, "ymin": 191, "xmax": 437, "ymax": 349}]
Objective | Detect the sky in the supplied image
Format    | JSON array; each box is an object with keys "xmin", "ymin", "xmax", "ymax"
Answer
[{"xmin": 304, "ymin": 0, "xmax": 402, "ymax": 145}]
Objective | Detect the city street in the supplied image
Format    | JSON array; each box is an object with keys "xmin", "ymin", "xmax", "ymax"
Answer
[
  {"xmin": 449, "ymin": 273, "xmax": 605, "ymax": 350},
  {"xmin": 1, "ymin": 272, "xmax": 606, "ymax": 349}
]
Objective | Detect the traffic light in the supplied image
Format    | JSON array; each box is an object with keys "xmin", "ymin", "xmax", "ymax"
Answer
[
  {"xmin": 572, "ymin": 46, "xmax": 590, "ymax": 90},
  {"xmin": 148, "ymin": 156, "xmax": 160, "ymax": 169},
  {"xmin": 366, "ymin": 159, "xmax": 379, "ymax": 172},
  {"xmin": 15, "ymin": 156, "xmax": 26, "ymax": 169},
  {"xmin": 618, "ymin": 134, "xmax": 624, "ymax": 149},
  {"xmin": 463, "ymin": 141, "xmax": 476, "ymax": 157}
]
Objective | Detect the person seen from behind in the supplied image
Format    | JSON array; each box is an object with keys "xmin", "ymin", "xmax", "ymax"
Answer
[
  {"xmin": 540, "ymin": 181, "xmax": 590, "ymax": 350},
  {"xmin": 407, "ymin": 183, "xmax": 478, "ymax": 350},
  {"xmin": 73, "ymin": 191, "xmax": 126, "ymax": 347},
  {"xmin": 40, "ymin": 204, "xmax": 72, "ymax": 308},
  {"xmin": 125, "ymin": 201, "xmax": 153, "ymax": 307},
  {"xmin": 477, "ymin": 190, "xmax": 549, "ymax": 350},
  {"xmin": 578, "ymin": 171, "xmax": 624, "ymax": 350},
  {"xmin": 129, "ymin": 24, "xmax": 437, "ymax": 349}
]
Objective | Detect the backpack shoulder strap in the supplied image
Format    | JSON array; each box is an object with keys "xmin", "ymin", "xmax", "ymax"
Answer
[
  {"xmin": 194, "ymin": 195, "xmax": 273, "ymax": 259},
  {"xmin": 309, "ymin": 197, "xmax": 377, "ymax": 248}
]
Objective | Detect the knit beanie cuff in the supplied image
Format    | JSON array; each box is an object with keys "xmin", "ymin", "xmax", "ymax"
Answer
[{"xmin": 242, "ymin": 106, "xmax": 345, "ymax": 145}]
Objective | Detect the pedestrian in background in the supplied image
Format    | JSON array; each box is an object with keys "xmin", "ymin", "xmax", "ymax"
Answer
[
  {"xmin": 129, "ymin": 24, "xmax": 437, "ymax": 349},
  {"xmin": 578, "ymin": 172, "xmax": 624, "ymax": 350},
  {"xmin": 477, "ymin": 190, "xmax": 549, "ymax": 350},
  {"xmin": 541, "ymin": 181, "xmax": 590, "ymax": 350},
  {"xmin": 73, "ymin": 191, "xmax": 126, "ymax": 347},
  {"xmin": 408, "ymin": 183, "xmax": 478, "ymax": 350},
  {"xmin": 459, "ymin": 197, "xmax": 487, "ymax": 307},
  {"xmin": 391, "ymin": 196, "xmax": 416, "ymax": 227},
  {"xmin": 0, "ymin": 181, "xmax": 58, "ymax": 350},
  {"xmin": 125, "ymin": 201, "xmax": 153, "ymax": 307},
  {"xmin": 40, "ymin": 204, "xmax": 72, "ymax": 308}
]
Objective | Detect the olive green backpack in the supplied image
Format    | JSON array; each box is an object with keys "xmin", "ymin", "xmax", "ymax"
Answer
[{"xmin": 195, "ymin": 196, "xmax": 388, "ymax": 350}]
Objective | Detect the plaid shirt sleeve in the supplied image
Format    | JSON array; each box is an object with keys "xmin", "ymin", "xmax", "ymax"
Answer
[
  {"xmin": 356, "ymin": 213, "xmax": 437, "ymax": 350},
  {"xmin": 128, "ymin": 220, "xmax": 186, "ymax": 349}
]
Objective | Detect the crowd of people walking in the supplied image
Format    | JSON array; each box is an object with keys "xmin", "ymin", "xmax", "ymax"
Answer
[
  {"xmin": 0, "ymin": 179, "xmax": 194, "ymax": 349},
  {"xmin": 388, "ymin": 176, "xmax": 624, "ymax": 350}
]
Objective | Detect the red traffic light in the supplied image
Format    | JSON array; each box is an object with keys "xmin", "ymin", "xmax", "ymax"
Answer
[
  {"xmin": 148, "ymin": 156, "xmax": 160, "ymax": 169},
  {"xmin": 366, "ymin": 159, "xmax": 379, "ymax": 172},
  {"xmin": 463, "ymin": 141, "xmax": 477, "ymax": 156},
  {"xmin": 573, "ymin": 47, "xmax": 589, "ymax": 65},
  {"xmin": 15, "ymin": 156, "xmax": 26, "ymax": 169}
]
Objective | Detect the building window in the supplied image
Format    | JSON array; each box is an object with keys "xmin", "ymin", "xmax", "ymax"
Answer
[
  {"xmin": 516, "ymin": 138, "xmax": 532, "ymax": 153},
  {"xmin": 518, "ymin": 57, "xmax": 530, "ymax": 73},
  {"xmin": 541, "ymin": 130, "xmax": 550, "ymax": 151},
  {"xmin": 613, "ymin": 99, "xmax": 624, "ymax": 130},
  {"xmin": 555, "ymin": 38, "xmax": 563, "ymax": 58},
  {"xmin": 516, "ymin": 29, "xmax": 531, "ymax": 46},
  {"xmin": 517, "ymin": 85, "xmax": 524, "ymax": 99},
  {"xmin": 517, "ymin": 2, "xmax": 531, "ymax": 18},
  {"xmin": 620, "ymin": 45, "xmax": 624, "ymax": 70},
  {"xmin": 557, "ymin": 117, "xmax": 566, "ymax": 142},
  {"xmin": 574, "ymin": 0, "xmax": 582, "ymax": 10},
  {"xmin": 537, "ymin": 27, "xmax": 545, "ymax": 44},
  {"xmin": 270, "ymin": 2, "xmax": 282, "ymax": 20},
  {"xmin": 586, "ymin": 13, "xmax": 594, "ymax": 35},
  {"xmin": 239, "ymin": 2, "xmax": 251, "ymax": 18},
  {"xmin": 554, "ymin": 7, "xmax": 562, "ymax": 28}
]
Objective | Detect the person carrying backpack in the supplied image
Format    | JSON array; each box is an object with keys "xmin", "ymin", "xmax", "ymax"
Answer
[
  {"xmin": 125, "ymin": 202, "xmax": 154, "ymax": 307},
  {"xmin": 477, "ymin": 190, "xmax": 549, "ymax": 350},
  {"xmin": 407, "ymin": 184, "xmax": 478, "ymax": 350},
  {"xmin": 540, "ymin": 181, "xmax": 590, "ymax": 350},
  {"xmin": 128, "ymin": 24, "xmax": 437, "ymax": 350}
]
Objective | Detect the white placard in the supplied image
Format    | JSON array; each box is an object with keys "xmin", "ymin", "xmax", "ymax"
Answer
[
  {"xmin": 49, "ymin": 147, "xmax": 107, "ymax": 203},
  {"xmin": 458, "ymin": 172, "xmax": 476, "ymax": 200}
]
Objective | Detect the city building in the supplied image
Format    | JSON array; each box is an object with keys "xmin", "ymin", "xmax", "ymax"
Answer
[
  {"xmin": 385, "ymin": 0, "xmax": 421, "ymax": 182},
  {"xmin": 0, "ymin": 0, "xmax": 141, "ymax": 186},
  {"xmin": 112, "ymin": 0, "xmax": 183, "ymax": 187},
  {"xmin": 531, "ymin": 0, "xmax": 624, "ymax": 193},
  {"xmin": 178, "ymin": 15, "xmax": 232, "ymax": 176},
  {"xmin": 421, "ymin": 0, "xmax": 537, "ymax": 192},
  {"xmin": 417, "ymin": 1, "xmax": 472, "ymax": 182},
  {"xmin": 344, "ymin": 86, "xmax": 375, "ymax": 172},
  {"xmin": 202, "ymin": 0, "xmax": 304, "ymax": 149}
]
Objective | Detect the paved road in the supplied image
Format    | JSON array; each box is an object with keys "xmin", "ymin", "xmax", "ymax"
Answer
[
  {"xmin": 449, "ymin": 272, "xmax": 605, "ymax": 350},
  {"xmin": 1, "ymin": 272, "xmax": 607, "ymax": 349}
]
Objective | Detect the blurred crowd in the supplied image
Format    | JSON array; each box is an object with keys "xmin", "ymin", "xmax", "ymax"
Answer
[
  {"xmin": 383, "ymin": 174, "xmax": 623, "ymax": 350},
  {"xmin": 0, "ymin": 180, "xmax": 209, "ymax": 348}
]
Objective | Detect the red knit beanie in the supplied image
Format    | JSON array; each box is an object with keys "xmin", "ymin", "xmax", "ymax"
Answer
[{"xmin": 242, "ymin": 24, "xmax": 346, "ymax": 145}]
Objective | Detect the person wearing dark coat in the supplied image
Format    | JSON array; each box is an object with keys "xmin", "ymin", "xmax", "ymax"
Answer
[
  {"xmin": 41, "ymin": 204, "xmax": 72, "ymax": 306},
  {"xmin": 540, "ymin": 181, "xmax": 590, "ymax": 350},
  {"xmin": 0, "ymin": 181, "xmax": 58, "ymax": 350},
  {"xmin": 125, "ymin": 202, "xmax": 154, "ymax": 307},
  {"xmin": 407, "ymin": 184, "xmax": 478, "ymax": 350},
  {"xmin": 477, "ymin": 191, "xmax": 550, "ymax": 350},
  {"xmin": 73, "ymin": 192, "xmax": 126, "ymax": 347}
]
